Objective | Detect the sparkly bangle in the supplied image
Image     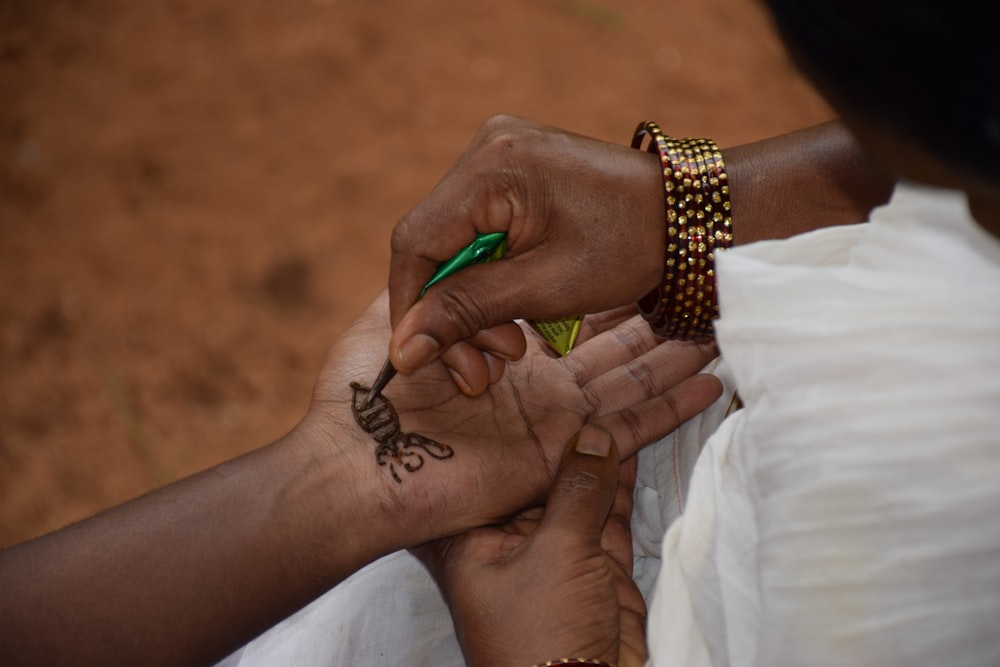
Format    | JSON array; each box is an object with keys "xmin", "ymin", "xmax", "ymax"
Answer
[
  {"xmin": 531, "ymin": 660, "xmax": 615, "ymax": 667},
  {"xmin": 630, "ymin": 120, "xmax": 733, "ymax": 340}
]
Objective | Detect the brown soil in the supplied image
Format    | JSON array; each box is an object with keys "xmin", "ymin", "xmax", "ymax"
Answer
[{"xmin": 0, "ymin": 0, "xmax": 831, "ymax": 545}]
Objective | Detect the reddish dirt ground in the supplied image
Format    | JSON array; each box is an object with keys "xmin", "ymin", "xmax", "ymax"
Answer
[{"xmin": 0, "ymin": 0, "xmax": 832, "ymax": 546}]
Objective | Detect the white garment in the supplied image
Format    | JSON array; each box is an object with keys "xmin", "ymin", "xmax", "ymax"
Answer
[{"xmin": 646, "ymin": 183, "xmax": 1000, "ymax": 666}]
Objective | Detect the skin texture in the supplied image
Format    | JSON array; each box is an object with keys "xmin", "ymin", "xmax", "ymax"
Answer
[
  {"xmin": 387, "ymin": 117, "xmax": 894, "ymax": 391},
  {"xmin": 0, "ymin": 291, "xmax": 721, "ymax": 666}
]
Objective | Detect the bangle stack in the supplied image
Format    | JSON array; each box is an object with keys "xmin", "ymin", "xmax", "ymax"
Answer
[{"xmin": 630, "ymin": 120, "xmax": 733, "ymax": 340}]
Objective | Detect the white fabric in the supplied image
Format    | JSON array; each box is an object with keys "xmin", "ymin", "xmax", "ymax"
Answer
[
  {"xmin": 646, "ymin": 182, "xmax": 1000, "ymax": 666},
  {"xmin": 632, "ymin": 357, "xmax": 740, "ymax": 597},
  {"xmin": 216, "ymin": 551, "xmax": 463, "ymax": 666}
]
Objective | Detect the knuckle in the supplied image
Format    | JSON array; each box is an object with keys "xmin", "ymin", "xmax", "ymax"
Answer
[
  {"xmin": 561, "ymin": 352, "xmax": 586, "ymax": 382},
  {"xmin": 616, "ymin": 406, "xmax": 646, "ymax": 447},
  {"xmin": 389, "ymin": 215, "xmax": 420, "ymax": 256},
  {"xmin": 389, "ymin": 222, "xmax": 407, "ymax": 252},
  {"xmin": 477, "ymin": 113, "xmax": 524, "ymax": 141},
  {"xmin": 625, "ymin": 357, "xmax": 659, "ymax": 399},
  {"xmin": 657, "ymin": 392, "xmax": 684, "ymax": 429},
  {"xmin": 478, "ymin": 115, "xmax": 542, "ymax": 158},
  {"xmin": 581, "ymin": 383, "xmax": 604, "ymax": 417},
  {"xmin": 613, "ymin": 322, "xmax": 651, "ymax": 361}
]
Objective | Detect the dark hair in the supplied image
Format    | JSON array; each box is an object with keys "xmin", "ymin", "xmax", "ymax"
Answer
[{"xmin": 762, "ymin": 0, "xmax": 1000, "ymax": 179}]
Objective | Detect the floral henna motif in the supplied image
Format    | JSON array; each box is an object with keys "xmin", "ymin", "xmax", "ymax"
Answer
[{"xmin": 350, "ymin": 382, "xmax": 455, "ymax": 483}]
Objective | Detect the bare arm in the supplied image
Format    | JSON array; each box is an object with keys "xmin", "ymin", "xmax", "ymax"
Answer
[
  {"xmin": 0, "ymin": 414, "xmax": 403, "ymax": 665},
  {"xmin": 727, "ymin": 120, "xmax": 894, "ymax": 244}
]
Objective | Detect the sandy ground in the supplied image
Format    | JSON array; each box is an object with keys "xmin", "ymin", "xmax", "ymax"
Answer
[{"xmin": 0, "ymin": 0, "xmax": 832, "ymax": 545}]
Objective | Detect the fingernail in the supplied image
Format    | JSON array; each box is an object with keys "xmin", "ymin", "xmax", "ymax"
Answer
[
  {"xmin": 575, "ymin": 424, "xmax": 612, "ymax": 458},
  {"xmin": 448, "ymin": 368, "xmax": 473, "ymax": 395},
  {"xmin": 397, "ymin": 334, "xmax": 441, "ymax": 370}
]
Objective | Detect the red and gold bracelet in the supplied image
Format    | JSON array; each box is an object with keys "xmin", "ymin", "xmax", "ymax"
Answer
[
  {"xmin": 531, "ymin": 660, "xmax": 615, "ymax": 667},
  {"xmin": 630, "ymin": 120, "xmax": 733, "ymax": 340}
]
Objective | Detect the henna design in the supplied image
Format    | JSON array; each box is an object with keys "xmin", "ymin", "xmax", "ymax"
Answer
[{"xmin": 350, "ymin": 381, "xmax": 454, "ymax": 483}]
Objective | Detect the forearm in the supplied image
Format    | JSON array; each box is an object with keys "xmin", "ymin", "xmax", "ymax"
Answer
[
  {"xmin": 0, "ymin": 421, "xmax": 406, "ymax": 666},
  {"xmin": 725, "ymin": 120, "xmax": 896, "ymax": 244}
]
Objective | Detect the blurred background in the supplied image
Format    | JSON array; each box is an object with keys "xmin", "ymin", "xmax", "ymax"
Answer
[{"xmin": 0, "ymin": 0, "xmax": 831, "ymax": 545}]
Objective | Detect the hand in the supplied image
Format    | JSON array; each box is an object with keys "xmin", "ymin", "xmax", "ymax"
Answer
[
  {"xmin": 301, "ymin": 290, "xmax": 721, "ymax": 542},
  {"xmin": 386, "ymin": 114, "xmax": 666, "ymax": 382},
  {"xmin": 418, "ymin": 426, "xmax": 648, "ymax": 667}
]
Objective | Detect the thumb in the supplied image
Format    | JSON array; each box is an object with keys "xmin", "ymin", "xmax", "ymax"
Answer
[{"xmin": 537, "ymin": 424, "xmax": 620, "ymax": 543}]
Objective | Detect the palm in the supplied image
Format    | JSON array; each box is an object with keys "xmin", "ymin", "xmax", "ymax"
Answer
[{"xmin": 312, "ymin": 291, "xmax": 720, "ymax": 528}]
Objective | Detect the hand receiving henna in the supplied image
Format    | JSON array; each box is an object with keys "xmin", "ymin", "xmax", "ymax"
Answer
[
  {"xmin": 301, "ymin": 289, "xmax": 722, "ymax": 541},
  {"xmin": 418, "ymin": 427, "xmax": 648, "ymax": 667}
]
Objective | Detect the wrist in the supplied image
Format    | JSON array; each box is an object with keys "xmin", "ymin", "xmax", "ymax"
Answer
[
  {"xmin": 283, "ymin": 409, "xmax": 416, "ymax": 571},
  {"xmin": 291, "ymin": 399, "xmax": 449, "ymax": 560},
  {"xmin": 724, "ymin": 121, "xmax": 895, "ymax": 244},
  {"xmin": 632, "ymin": 146, "xmax": 671, "ymax": 296}
]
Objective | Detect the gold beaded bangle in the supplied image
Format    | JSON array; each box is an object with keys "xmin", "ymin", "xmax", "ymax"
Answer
[
  {"xmin": 630, "ymin": 120, "xmax": 733, "ymax": 340},
  {"xmin": 531, "ymin": 660, "xmax": 615, "ymax": 667}
]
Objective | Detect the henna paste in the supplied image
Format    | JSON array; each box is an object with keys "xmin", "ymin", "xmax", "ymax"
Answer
[{"xmin": 350, "ymin": 381, "xmax": 454, "ymax": 483}]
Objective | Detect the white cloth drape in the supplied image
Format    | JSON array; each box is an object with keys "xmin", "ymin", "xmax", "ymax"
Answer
[{"xmin": 646, "ymin": 183, "xmax": 1000, "ymax": 666}]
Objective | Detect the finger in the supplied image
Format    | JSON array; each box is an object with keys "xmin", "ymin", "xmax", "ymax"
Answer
[
  {"xmin": 593, "ymin": 373, "xmax": 724, "ymax": 460},
  {"xmin": 563, "ymin": 315, "xmax": 663, "ymax": 386},
  {"xmin": 457, "ymin": 321, "xmax": 529, "ymax": 383},
  {"xmin": 537, "ymin": 424, "xmax": 620, "ymax": 544},
  {"xmin": 485, "ymin": 352, "xmax": 507, "ymax": 385},
  {"xmin": 574, "ymin": 304, "xmax": 641, "ymax": 345},
  {"xmin": 582, "ymin": 338, "xmax": 718, "ymax": 416},
  {"xmin": 466, "ymin": 322, "xmax": 528, "ymax": 362},
  {"xmin": 440, "ymin": 341, "xmax": 491, "ymax": 396},
  {"xmin": 434, "ymin": 326, "xmax": 522, "ymax": 394},
  {"xmin": 436, "ymin": 336, "xmax": 517, "ymax": 394}
]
